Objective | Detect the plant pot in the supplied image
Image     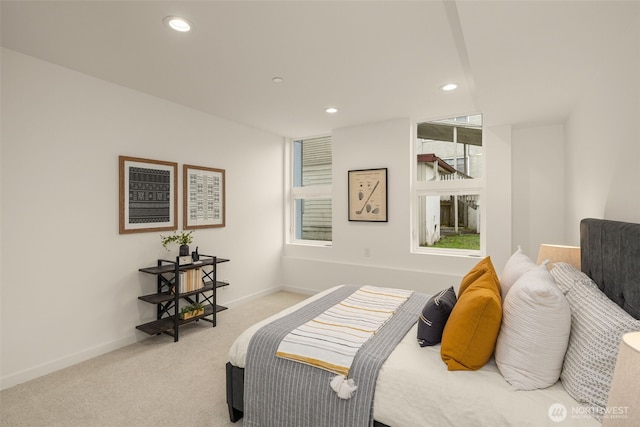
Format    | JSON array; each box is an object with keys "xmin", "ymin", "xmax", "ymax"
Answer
[
  {"xmin": 179, "ymin": 244, "xmax": 189, "ymax": 256},
  {"xmin": 180, "ymin": 308, "xmax": 205, "ymax": 320}
]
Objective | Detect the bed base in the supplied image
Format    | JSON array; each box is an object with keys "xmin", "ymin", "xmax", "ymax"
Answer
[
  {"xmin": 225, "ymin": 362, "xmax": 390, "ymax": 426},
  {"xmin": 226, "ymin": 362, "xmax": 244, "ymax": 422}
]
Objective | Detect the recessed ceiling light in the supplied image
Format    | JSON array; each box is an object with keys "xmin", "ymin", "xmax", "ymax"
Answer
[
  {"xmin": 164, "ymin": 16, "xmax": 192, "ymax": 32},
  {"xmin": 325, "ymin": 107, "xmax": 338, "ymax": 114},
  {"xmin": 272, "ymin": 77, "xmax": 284, "ymax": 83},
  {"xmin": 441, "ymin": 83, "xmax": 458, "ymax": 91}
]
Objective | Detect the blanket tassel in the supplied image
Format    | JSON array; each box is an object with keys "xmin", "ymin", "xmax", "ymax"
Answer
[{"xmin": 330, "ymin": 374, "xmax": 358, "ymax": 399}]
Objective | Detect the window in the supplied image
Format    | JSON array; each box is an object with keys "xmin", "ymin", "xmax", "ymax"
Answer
[
  {"xmin": 413, "ymin": 115, "xmax": 483, "ymax": 254},
  {"xmin": 291, "ymin": 136, "xmax": 332, "ymax": 244}
]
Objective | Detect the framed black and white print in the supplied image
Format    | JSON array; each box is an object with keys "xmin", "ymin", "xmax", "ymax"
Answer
[
  {"xmin": 183, "ymin": 164, "xmax": 226, "ymax": 229},
  {"xmin": 119, "ymin": 156, "xmax": 177, "ymax": 234},
  {"xmin": 348, "ymin": 168, "xmax": 388, "ymax": 222}
]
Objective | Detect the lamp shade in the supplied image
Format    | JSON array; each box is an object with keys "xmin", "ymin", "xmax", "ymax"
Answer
[
  {"xmin": 604, "ymin": 331, "xmax": 640, "ymax": 426},
  {"xmin": 536, "ymin": 244, "xmax": 581, "ymax": 269}
]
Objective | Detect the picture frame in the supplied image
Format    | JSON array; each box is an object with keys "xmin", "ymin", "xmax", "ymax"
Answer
[
  {"xmin": 348, "ymin": 168, "xmax": 388, "ymax": 222},
  {"xmin": 183, "ymin": 164, "xmax": 226, "ymax": 229},
  {"xmin": 119, "ymin": 156, "xmax": 177, "ymax": 234}
]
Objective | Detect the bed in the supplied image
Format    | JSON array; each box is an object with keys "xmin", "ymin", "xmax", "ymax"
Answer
[{"xmin": 226, "ymin": 218, "xmax": 640, "ymax": 426}]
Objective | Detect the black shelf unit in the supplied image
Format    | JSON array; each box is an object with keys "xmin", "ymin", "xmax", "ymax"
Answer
[{"xmin": 136, "ymin": 254, "xmax": 230, "ymax": 342}]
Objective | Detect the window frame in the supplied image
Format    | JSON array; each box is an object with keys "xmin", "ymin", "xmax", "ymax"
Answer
[
  {"xmin": 411, "ymin": 116, "xmax": 485, "ymax": 257},
  {"xmin": 287, "ymin": 136, "xmax": 333, "ymax": 247}
]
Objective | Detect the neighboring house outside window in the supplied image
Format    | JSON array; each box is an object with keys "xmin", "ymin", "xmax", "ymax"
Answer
[
  {"xmin": 413, "ymin": 115, "xmax": 483, "ymax": 254},
  {"xmin": 291, "ymin": 136, "xmax": 332, "ymax": 244}
]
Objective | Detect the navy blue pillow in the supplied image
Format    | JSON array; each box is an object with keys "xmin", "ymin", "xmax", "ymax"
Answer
[{"xmin": 417, "ymin": 286, "xmax": 457, "ymax": 347}]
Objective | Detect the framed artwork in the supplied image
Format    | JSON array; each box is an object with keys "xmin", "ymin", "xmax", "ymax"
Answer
[
  {"xmin": 119, "ymin": 156, "xmax": 177, "ymax": 234},
  {"xmin": 348, "ymin": 168, "xmax": 388, "ymax": 222},
  {"xmin": 183, "ymin": 164, "xmax": 226, "ymax": 229}
]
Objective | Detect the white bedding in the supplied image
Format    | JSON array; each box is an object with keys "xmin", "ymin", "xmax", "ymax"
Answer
[{"xmin": 228, "ymin": 286, "xmax": 600, "ymax": 427}]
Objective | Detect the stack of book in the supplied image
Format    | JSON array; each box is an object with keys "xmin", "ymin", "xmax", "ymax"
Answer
[{"xmin": 178, "ymin": 268, "xmax": 203, "ymax": 293}]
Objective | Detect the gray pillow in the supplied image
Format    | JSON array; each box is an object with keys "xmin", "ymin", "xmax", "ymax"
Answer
[
  {"xmin": 551, "ymin": 262, "xmax": 640, "ymax": 421},
  {"xmin": 417, "ymin": 286, "xmax": 457, "ymax": 347}
]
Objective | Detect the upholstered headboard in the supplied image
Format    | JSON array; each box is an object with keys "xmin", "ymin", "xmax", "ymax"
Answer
[{"xmin": 580, "ymin": 218, "xmax": 640, "ymax": 320}]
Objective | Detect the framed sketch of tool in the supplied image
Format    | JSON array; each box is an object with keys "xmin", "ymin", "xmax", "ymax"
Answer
[{"xmin": 348, "ymin": 168, "xmax": 388, "ymax": 222}]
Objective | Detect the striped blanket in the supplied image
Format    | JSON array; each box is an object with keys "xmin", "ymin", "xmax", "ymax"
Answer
[
  {"xmin": 244, "ymin": 285, "xmax": 429, "ymax": 427},
  {"xmin": 276, "ymin": 285, "xmax": 413, "ymax": 377}
]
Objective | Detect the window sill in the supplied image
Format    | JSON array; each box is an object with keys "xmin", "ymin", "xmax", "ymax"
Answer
[
  {"xmin": 287, "ymin": 241, "xmax": 333, "ymax": 248},
  {"xmin": 412, "ymin": 247, "xmax": 483, "ymax": 258}
]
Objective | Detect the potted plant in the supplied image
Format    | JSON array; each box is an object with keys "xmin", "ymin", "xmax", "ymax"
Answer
[
  {"xmin": 160, "ymin": 230, "xmax": 194, "ymax": 256},
  {"xmin": 192, "ymin": 302, "xmax": 204, "ymax": 317},
  {"xmin": 180, "ymin": 305, "xmax": 194, "ymax": 320},
  {"xmin": 180, "ymin": 303, "xmax": 205, "ymax": 320}
]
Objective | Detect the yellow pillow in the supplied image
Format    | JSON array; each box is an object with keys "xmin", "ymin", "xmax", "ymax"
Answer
[
  {"xmin": 458, "ymin": 256, "xmax": 496, "ymax": 296},
  {"xmin": 441, "ymin": 268, "xmax": 502, "ymax": 371}
]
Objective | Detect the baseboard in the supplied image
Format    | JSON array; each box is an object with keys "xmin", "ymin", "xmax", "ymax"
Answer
[
  {"xmin": 279, "ymin": 285, "xmax": 318, "ymax": 296},
  {"xmin": 219, "ymin": 285, "xmax": 285, "ymax": 309},
  {"xmin": 1, "ymin": 334, "xmax": 138, "ymax": 391}
]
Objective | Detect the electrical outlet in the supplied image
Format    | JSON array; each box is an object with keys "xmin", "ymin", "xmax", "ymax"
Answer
[{"xmin": 364, "ymin": 248, "xmax": 370, "ymax": 257}]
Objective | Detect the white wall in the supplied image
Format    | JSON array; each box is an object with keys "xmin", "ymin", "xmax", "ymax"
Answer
[
  {"xmin": 0, "ymin": 49, "xmax": 284, "ymax": 389},
  {"xmin": 283, "ymin": 118, "xmax": 512, "ymax": 296},
  {"xmin": 564, "ymin": 13, "xmax": 640, "ymax": 243},
  {"xmin": 483, "ymin": 124, "xmax": 512, "ymax": 264},
  {"xmin": 509, "ymin": 73, "xmax": 639, "ymax": 256},
  {"xmin": 508, "ymin": 9, "xmax": 639, "ymax": 254},
  {"xmin": 511, "ymin": 125, "xmax": 565, "ymax": 258}
]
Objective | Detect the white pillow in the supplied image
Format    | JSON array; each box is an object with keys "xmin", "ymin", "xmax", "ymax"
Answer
[
  {"xmin": 500, "ymin": 246, "xmax": 536, "ymax": 299},
  {"xmin": 550, "ymin": 262, "xmax": 640, "ymax": 421},
  {"xmin": 495, "ymin": 264, "xmax": 571, "ymax": 390}
]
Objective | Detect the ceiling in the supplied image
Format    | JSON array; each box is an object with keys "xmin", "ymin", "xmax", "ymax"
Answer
[{"xmin": 2, "ymin": 1, "xmax": 638, "ymax": 138}]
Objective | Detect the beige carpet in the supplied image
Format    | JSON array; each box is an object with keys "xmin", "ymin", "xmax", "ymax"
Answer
[{"xmin": 0, "ymin": 291, "xmax": 307, "ymax": 427}]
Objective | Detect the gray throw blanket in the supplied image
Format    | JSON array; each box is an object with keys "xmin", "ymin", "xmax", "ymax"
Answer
[{"xmin": 244, "ymin": 285, "xmax": 429, "ymax": 427}]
